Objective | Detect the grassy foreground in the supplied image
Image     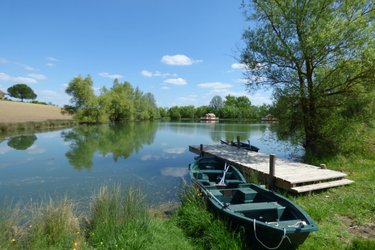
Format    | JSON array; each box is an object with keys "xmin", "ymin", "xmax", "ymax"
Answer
[{"xmin": 0, "ymin": 185, "xmax": 242, "ymax": 250}]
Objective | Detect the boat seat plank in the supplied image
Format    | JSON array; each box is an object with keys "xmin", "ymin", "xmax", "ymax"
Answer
[
  {"xmin": 200, "ymin": 169, "xmax": 224, "ymax": 174},
  {"xmin": 229, "ymin": 202, "xmax": 283, "ymax": 212},
  {"xmin": 209, "ymin": 189, "xmax": 223, "ymax": 197},
  {"xmin": 225, "ymin": 179, "xmax": 245, "ymax": 185}
]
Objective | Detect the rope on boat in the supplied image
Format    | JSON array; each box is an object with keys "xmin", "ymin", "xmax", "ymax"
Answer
[
  {"xmin": 218, "ymin": 162, "xmax": 229, "ymax": 185},
  {"xmin": 288, "ymin": 220, "xmax": 307, "ymax": 228},
  {"xmin": 253, "ymin": 219, "xmax": 291, "ymax": 250}
]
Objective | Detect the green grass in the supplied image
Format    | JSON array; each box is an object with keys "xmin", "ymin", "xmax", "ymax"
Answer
[
  {"xmin": 173, "ymin": 186, "xmax": 244, "ymax": 250},
  {"xmin": 0, "ymin": 186, "xmax": 194, "ymax": 250},
  {"xmin": 288, "ymin": 152, "xmax": 375, "ymax": 250}
]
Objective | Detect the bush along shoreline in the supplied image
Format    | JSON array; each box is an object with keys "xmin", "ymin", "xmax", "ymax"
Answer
[{"xmin": 0, "ymin": 120, "xmax": 78, "ymax": 135}]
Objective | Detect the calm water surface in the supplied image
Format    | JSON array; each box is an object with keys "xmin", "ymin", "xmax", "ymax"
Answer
[{"xmin": 0, "ymin": 122, "xmax": 303, "ymax": 207}]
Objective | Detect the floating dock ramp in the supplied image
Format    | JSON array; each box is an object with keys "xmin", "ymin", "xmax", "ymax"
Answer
[{"xmin": 189, "ymin": 144, "xmax": 353, "ymax": 193}]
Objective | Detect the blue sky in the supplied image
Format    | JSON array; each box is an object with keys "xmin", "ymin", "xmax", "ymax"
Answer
[{"xmin": 0, "ymin": 0, "xmax": 272, "ymax": 107}]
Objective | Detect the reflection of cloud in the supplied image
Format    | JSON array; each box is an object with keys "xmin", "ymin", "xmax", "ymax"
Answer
[
  {"xmin": 161, "ymin": 167, "xmax": 188, "ymax": 177},
  {"xmin": 163, "ymin": 147, "xmax": 185, "ymax": 154},
  {"xmin": 141, "ymin": 154, "xmax": 162, "ymax": 161},
  {"xmin": 27, "ymin": 145, "xmax": 46, "ymax": 154},
  {"xmin": 0, "ymin": 145, "xmax": 11, "ymax": 155}
]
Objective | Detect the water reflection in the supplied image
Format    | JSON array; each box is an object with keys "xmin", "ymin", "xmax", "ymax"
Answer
[
  {"xmin": 7, "ymin": 134, "xmax": 37, "ymax": 150},
  {"xmin": 61, "ymin": 122, "xmax": 157, "ymax": 169},
  {"xmin": 0, "ymin": 122, "xmax": 305, "ymax": 207}
]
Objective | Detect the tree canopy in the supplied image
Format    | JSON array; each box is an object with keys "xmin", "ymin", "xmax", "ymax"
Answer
[
  {"xmin": 65, "ymin": 75, "xmax": 159, "ymax": 123},
  {"xmin": 241, "ymin": 0, "xmax": 375, "ymax": 154},
  {"xmin": 7, "ymin": 84, "xmax": 37, "ymax": 102}
]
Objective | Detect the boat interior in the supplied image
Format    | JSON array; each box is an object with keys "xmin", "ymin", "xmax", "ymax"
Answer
[
  {"xmin": 205, "ymin": 184, "xmax": 305, "ymax": 225},
  {"xmin": 192, "ymin": 169, "xmax": 244, "ymax": 187},
  {"xmin": 192, "ymin": 158, "xmax": 307, "ymax": 226}
]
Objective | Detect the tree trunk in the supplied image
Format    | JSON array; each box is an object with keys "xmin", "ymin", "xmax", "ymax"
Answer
[{"xmin": 304, "ymin": 60, "xmax": 319, "ymax": 153}]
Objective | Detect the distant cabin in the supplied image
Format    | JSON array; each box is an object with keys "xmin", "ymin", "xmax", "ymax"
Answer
[
  {"xmin": 261, "ymin": 114, "xmax": 278, "ymax": 121},
  {"xmin": 200, "ymin": 113, "xmax": 219, "ymax": 121}
]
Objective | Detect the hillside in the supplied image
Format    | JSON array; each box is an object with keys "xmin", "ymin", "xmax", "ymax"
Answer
[{"xmin": 0, "ymin": 100, "xmax": 72, "ymax": 123}]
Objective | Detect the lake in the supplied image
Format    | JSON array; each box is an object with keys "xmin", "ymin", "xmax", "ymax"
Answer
[{"xmin": 0, "ymin": 122, "xmax": 303, "ymax": 207}]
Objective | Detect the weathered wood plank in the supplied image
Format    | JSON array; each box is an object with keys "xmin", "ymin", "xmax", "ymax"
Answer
[
  {"xmin": 189, "ymin": 144, "xmax": 353, "ymax": 192},
  {"xmin": 290, "ymin": 179, "xmax": 354, "ymax": 193}
]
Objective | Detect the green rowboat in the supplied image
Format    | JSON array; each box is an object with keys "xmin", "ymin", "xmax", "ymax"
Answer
[{"xmin": 189, "ymin": 157, "xmax": 318, "ymax": 250}]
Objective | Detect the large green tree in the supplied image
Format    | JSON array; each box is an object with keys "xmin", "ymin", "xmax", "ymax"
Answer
[
  {"xmin": 7, "ymin": 84, "xmax": 37, "ymax": 102},
  {"xmin": 241, "ymin": 0, "xmax": 375, "ymax": 154}
]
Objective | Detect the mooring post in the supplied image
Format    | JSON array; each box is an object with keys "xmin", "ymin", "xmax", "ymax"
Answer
[
  {"xmin": 200, "ymin": 144, "xmax": 204, "ymax": 157},
  {"xmin": 269, "ymin": 154, "xmax": 276, "ymax": 190},
  {"xmin": 236, "ymin": 136, "xmax": 241, "ymax": 149}
]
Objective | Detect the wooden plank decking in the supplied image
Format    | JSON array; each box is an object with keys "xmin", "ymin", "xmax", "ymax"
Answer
[{"xmin": 189, "ymin": 144, "xmax": 353, "ymax": 193}]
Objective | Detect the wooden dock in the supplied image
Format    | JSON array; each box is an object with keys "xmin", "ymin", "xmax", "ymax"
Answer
[{"xmin": 189, "ymin": 144, "xmax": 353, "ymax": 193}]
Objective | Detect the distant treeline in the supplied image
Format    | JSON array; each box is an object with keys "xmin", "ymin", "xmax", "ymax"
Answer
[
  {"xmin": 159, "ymin": 95, "xmax": 270, "ymax": 120},
  {"xmin": 65, "ymin": 75, "xmax": 270, "ymax": 123}
]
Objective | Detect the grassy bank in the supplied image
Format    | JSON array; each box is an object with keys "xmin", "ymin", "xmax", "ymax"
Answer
[
  {"xmin": 0, "ymin": 185, "xmax": 242, "ymax": 249},
  {"xmin": 0, "ymin": 120, "xmax": 78, "ymax": 135},
  {"xmin": 290, "ymin": 152, "xmax": 375, "ymax": 250},
  {"xmin": 0, "ymin": 186, "xmax": 195, "ymax": 250}
]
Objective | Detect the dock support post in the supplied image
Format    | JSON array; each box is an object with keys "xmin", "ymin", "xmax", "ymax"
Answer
[
  {"xmin": 200, "ymin": 144, "xmax": 204, "ymax": 157},
  {"xmin": 236, "ymin": 136, "xmax": 241, "ymax": 149},
  {"xmin": 269, "ymin": 154, "xmax": 276, "ymax": 190}
]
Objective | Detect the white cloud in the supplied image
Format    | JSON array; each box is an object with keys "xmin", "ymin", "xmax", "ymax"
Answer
[
  {"xmin": 28, "ymin": 73, "xmax": 47, "ymax": 81},
  {"xmin": 164, "ymin": 78, "xmax": 187, "ymax": 85},
  {"xmin": 197, "ymin": 82, "xmax": 232, "ymax": 89},
  {"xmin": 231, "ymin": 63, "xmax": 248, "ymax": 70},
  {"xmin": 141, "ymin": 70, "xmax": 177, "ymax": 78},
  {"xmin": 161, "ymin": 54, "xmax": 201, "ymax": 66},
  {"xmin": 0, "ymin": 58, "xmax": 8, "ymax": 64},
  {"xmin": 235, "ymin": 78, "xmax": 248, "ymax": 84},
  {"xmin": 0, "ymin": 72, "xmax": 37, "ymax": 84},
  {"xmin": 38, "ymin": 89, "xmax": 70, "ymax": 105},
  {"xmin": 47, "ymin": 57, "xmax": 59, "ymax": 62},
  {"xmin": 141, "ymin": 70, "xmax": 153, "ymax": 77},
  {"xmin": 98, "ymin": 72, "xmax": 123, "ymax": 79},
  {"xmin": 15, "ymin": 63, "xmax": 35, "ymax": 71},
  {"xmin": 177, "ymin": 95, "xmax": 198, "ymax": 103},
  {"xmin": 46, "ymin": 57, "xmax": 59, "ymax": 67}
]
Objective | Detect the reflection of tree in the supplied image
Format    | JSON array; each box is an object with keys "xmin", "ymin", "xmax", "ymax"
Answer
[
  {"xmin": 7, "ymin": 134, "xmax": 37, "ymax": 150},
  {"xmin": 209, "ymin": 123, "xmax": 267, "ymax": 142},
  {"xmin": 267, "ymin": 123, "xmax": 302, "ymax": 146},
  {"xmin": 61, "ymin": 122, "xmax": 157, "ymax": 170}
]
